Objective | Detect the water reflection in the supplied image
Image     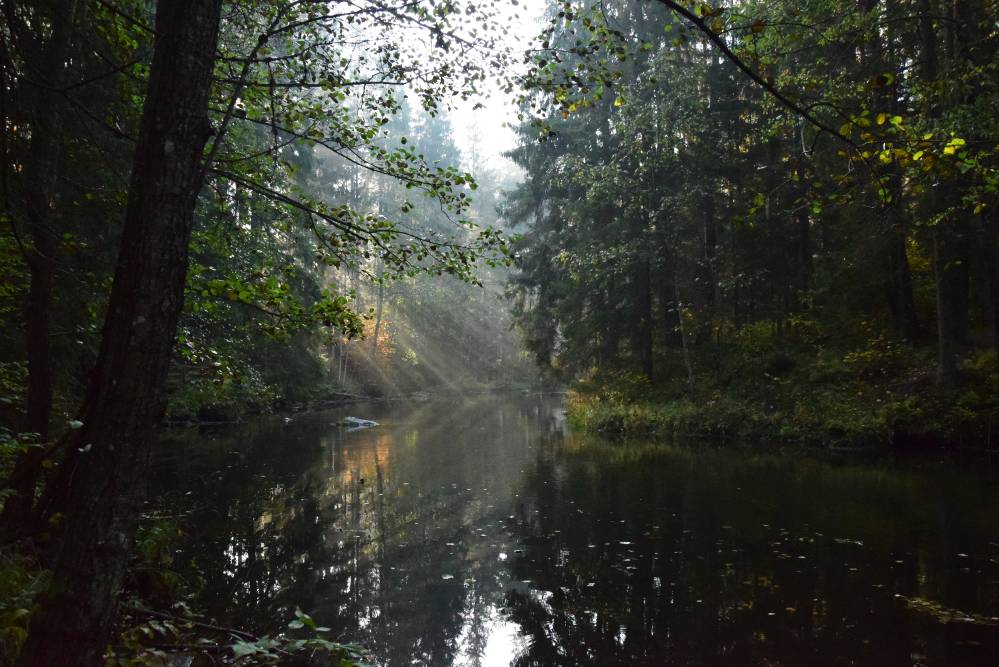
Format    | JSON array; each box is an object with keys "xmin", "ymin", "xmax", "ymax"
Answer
[{"xmin": 153, "ymin": 397, "xmax": 999, "ymax": 665}]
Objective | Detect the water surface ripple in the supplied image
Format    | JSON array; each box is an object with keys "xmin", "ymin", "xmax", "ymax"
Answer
[{"xmin": 154, "ymin": 396, "xmax": 999, "ymax": 665}]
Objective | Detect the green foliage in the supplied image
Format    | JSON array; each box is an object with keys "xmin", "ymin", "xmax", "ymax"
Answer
[
  {"xmin": 0, "ymin": 552, "xmax": 48, "ymax": 667},
  {"xmin": 1, "ymin": 0, "xmax": 519, "ymax": 427},
  {"xmin": 106, "ymin": 603, "xmax": 369, "ymax": 667},
  {"xmin": 568, "ymin": 325, "xmax": 999, "ymax": 448},
  {"xmin": 1, "ymin": 0, "xmax": 525, "ymax": 660},
  {"xmin": 511, "ymin": 0, "xmax": 999, "ymax": 447}
]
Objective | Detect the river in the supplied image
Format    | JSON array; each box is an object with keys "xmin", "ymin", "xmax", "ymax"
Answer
[{"xmin": 153, "ymin": 395, "xmax": 999, "ymax": 665}]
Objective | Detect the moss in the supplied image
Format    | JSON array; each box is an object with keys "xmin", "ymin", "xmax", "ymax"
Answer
[
  {"xmin": 0, "ymin": 552, "xmax": 49, "ymax": 666},
  {"xmin": 567, "ymin": 338, "xmax": 999, "ymax": 450}
]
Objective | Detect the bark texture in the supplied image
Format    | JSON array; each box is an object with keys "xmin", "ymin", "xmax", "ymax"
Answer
[
  {"xmin": 18, "ymin": 1, "xmax": 222, "ymax": 663},
  {"xmin": 1, "ymin": 0, "xmax": 80, "ymax": 529}
]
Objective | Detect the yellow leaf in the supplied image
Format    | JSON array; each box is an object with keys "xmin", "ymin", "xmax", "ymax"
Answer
[{"xmin": 876, "ymin": 113, "xmax": 887, "ymax": 125}]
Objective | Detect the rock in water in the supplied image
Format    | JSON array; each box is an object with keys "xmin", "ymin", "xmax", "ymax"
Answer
[{"xmin": 339, "ymin": 416, "xmax": 379, "ymax": 430}]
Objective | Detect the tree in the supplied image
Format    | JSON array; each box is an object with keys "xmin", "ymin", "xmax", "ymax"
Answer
[
  {"xmin": 509, "ymin": 0, "xmax": 998, "ymax": 399},
  {"xmin": 1, "ymin": 0, "xmax": 82, "ymax": 525},
  {"xmin": 1, "ymin": 0, "xmax": 511, "ymax": 661},
  {"xmin": 18, "ymin": 1, "xmax": 224, "ymax": 662}
]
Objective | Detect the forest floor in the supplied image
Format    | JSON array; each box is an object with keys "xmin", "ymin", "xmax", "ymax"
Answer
[{"xmin": 566, "ymin": 339, "xmax": 999, "ymax": 450}]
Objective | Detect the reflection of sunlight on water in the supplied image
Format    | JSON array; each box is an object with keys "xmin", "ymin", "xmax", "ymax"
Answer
[
  {"xmin": 338, "ymin": 431, "xmax": 393, "ymax": 487},
  {"xmin": 160, "ymin": 397, "xmax": 999, "ymax": 665},
  {"xmin": 455, "ymin": 606, "xmax": 526, "ymax": 667}
]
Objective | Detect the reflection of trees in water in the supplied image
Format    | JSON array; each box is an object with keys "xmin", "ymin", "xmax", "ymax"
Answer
[
  {"xmin": 344, "ymin": 398, "xmax": 539, "ymax": 665},
  {"xmin": 155, "ymin": 397, "xmax": 557, "ymax": 665},
  {"xmin": 502, "ymin": 441, "xmax": 999, "ymax": 666},
  {"xmin": 153, "ymin": 420, "xmax": 338, "ymax": 631},
  {"xmin": 155, "ymin": 402, "xmax": 999, "ymax": 665}
]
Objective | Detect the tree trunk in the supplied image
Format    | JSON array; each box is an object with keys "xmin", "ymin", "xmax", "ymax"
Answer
[
  {"xmin": 1, "ymin": 0, "xmax": 80, "ymax": 530},
  {"xmin": 674, "ymin": 269, "xmax": 695, "ymax": 394},
  {"xmin": 372, "ymin": 264, "xmax": 385, "ymax": 353},
  {"xmin": 701, "ymin": 190, "xmax": 718, "ymax": 331},
  {"xmin": 934, "ymin": 221, "xmax": 964, "ymax": 386},
  {"xmin": 657, "ymin": 230, "xmax": 683, "ymax": 347},
  {"xmin": 884, "ymin": 224, "xmax": 919, "ymax": 341},
  {"xmin": 929, "ymin": 0, "xmax": 979, "ymax": 384},
  {"xmin": 794, "ymin": 205, "xmax": 813, "ymax": 300},
  {"xmin": 980, "ymin": 213, "xmax": 999, "ymax": 366},
  {"xmin": 635, "ymin": 257, "xmax": 654, "ymax": 380},
  {"xmin": 19, "ymin": 1, "xmax": 222, "ymax": 663}
]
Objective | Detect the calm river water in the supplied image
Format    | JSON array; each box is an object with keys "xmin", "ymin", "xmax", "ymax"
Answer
[{"xmin": 153, "ymin": 395, "xmax": 999, "ymax": 665}]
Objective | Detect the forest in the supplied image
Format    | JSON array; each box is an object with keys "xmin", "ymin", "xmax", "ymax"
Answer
[
  {"xmin": 508, "ymin": 0, "xmax": 999, "ymax": 447},
  {"xmin": 1, "ymin": 0, "xmax": 998, "ymax": 665}
]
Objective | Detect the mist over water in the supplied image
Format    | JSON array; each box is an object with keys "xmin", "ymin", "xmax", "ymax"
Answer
[{"xmin": 154, "ymin": 397, "xmax": 999, "ymax": 666}]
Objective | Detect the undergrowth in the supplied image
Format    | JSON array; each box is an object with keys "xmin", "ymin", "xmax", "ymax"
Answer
[{"xmin": 567, "ymin": 327, "xmax": 999, "ymax": 449}]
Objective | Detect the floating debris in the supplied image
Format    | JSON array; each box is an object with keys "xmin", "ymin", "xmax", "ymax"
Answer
[
  {"xmin": 833, "ymin": 538, "xmax": 864, "ymax": 547},
  {"xmin": 898, "ymin": 595, "xmax": 999, "ymax": 626},
  {"xmin": 338, "ymin": 416, "xmax": 379, "ymax": 431}
]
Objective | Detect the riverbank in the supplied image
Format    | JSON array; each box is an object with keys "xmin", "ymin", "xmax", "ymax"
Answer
[
  {"xmin": 163, "ymin": 392, "xmax": 378, "ymax": 426},
  {"xmin": 566, "ymin": 346, "xmax": 999, "ymax": 450},
  {"xmin": 163, "ymin": 384, "xmax": 545, "ymax": 426}
]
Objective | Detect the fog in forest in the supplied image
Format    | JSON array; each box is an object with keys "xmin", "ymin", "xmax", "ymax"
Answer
[{"xmin": 3, "ymin": 0, "xmax": 999, "ymax": 664}]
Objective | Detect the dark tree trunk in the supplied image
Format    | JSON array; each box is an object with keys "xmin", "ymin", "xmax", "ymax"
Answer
[
  {"xmin": 18, "ymin": 1, "xmax": 222, "ymax": 664},
  {"xmin": 636, "ymin": 257, "xmax": 654, "ymax": 380},
  {"xmin": 657, "ymin": 231, "xmax": 682, "ymax": 348},
  {"xmin": 701, "ymin": 190, "xmax": 717, "ymax": 327},
  {"xmin": 1, "ymin": 0, "xmax": 80, "ymax": 530},
  {"xmin": 372, "ymin": 264, "xmax": 385, "ymax": 353},
  {"xmin": 929, "ymin": 0, "xmax": 978, "ymax": 384},
  {"xmin": 884, "ymin": 225, "xmax": 919, "ymax": 341},
  {"xmin": 658, "ymin": 270, "xmax": 682, "ymax": 348},
  {"xmin": 594, "ymin": 287, "xmax": 619, "ymax": 364},
  {"xmin": 794, "ymin": 205, "xmax": 812, "ymax": 300},
  {"xmin": 861, "ymin": 0, "xmax": 919, "ymax": 344},
  {"xmin": 980, "ymin": 213, "xmax": 999, "ymax": 365},
  {"xmin": 934, "ymin": 221, "xmax": 966, "ymax": 386},
  {"xmin": 916, "ymin": 0, "xmax": 963, "ymax": 385}
]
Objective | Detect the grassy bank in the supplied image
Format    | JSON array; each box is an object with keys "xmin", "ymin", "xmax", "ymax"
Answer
[{"xmin": 566, "ymin": 338, "xmax": 999, "ymax": 449}]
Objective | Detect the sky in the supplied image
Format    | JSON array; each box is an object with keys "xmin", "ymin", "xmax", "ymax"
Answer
[{"xmin": 450, "ymin": 0, "xmax": 547, "ymax": 175}]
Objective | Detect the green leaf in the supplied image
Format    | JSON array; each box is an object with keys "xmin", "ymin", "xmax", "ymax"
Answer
[{"xmin": 231, "ymin": 641, "xmax": 262, "ymax": 658}]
